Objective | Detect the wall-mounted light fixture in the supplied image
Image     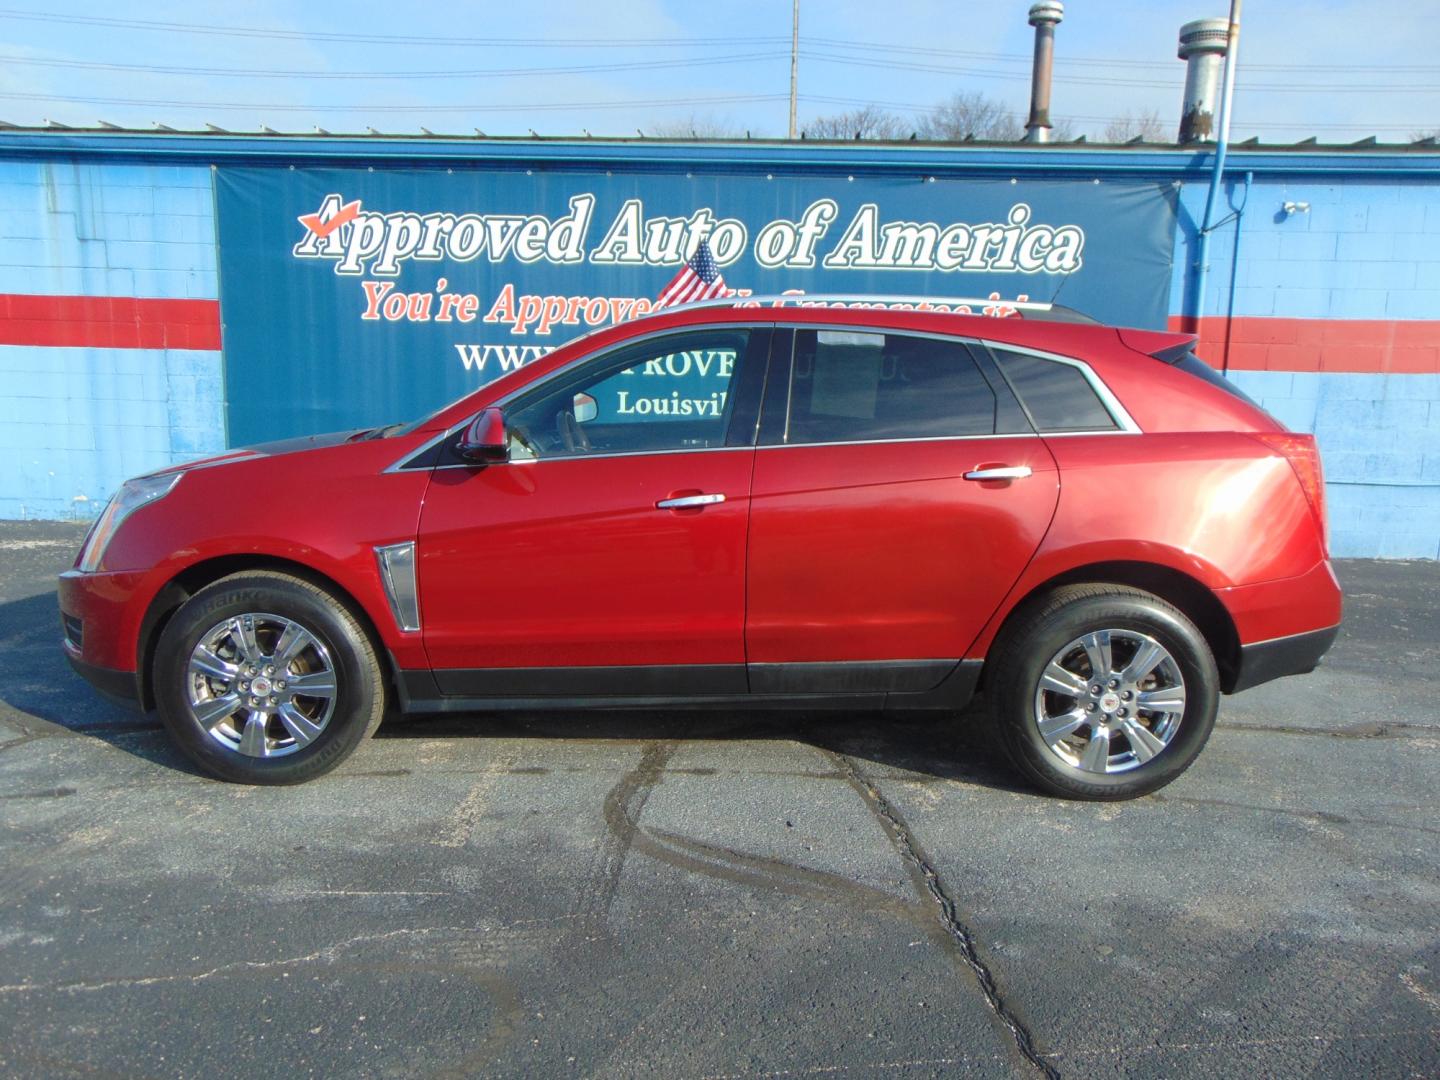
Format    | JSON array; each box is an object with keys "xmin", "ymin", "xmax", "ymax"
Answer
[{"xmin": 1281, "ymin": 200, "xmax": 1311, "ymax": 217}]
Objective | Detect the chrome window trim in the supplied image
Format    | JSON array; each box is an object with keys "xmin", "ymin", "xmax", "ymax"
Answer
[
  {"xmin": 979, "ymin": 340, "xmax": 1142, "ymax": 435},
  {"xmin": 382, "ymin": 418, "xmax": 471, "ymax": 474},
  {"xmin": 756, "ymin": 431, "xmax": 1047, "ymax": 452},
  {"xmin": 383, "ymin": 320, "xmax": 1140, "ymax": 473},
  {"xmin": 426, "ymin": 445, "xmax": 753, "ymax": 470},
  {"xmin": 426, "ymin": 432, "xmax": 1055, "ymax": 468}
]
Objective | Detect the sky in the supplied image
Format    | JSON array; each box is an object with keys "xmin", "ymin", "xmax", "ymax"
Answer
[{"xmin": 0, "ymin": 1, "xmax": 1434, "ymax": 144}]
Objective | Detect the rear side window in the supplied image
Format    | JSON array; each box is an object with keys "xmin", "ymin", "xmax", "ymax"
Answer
[
  {"xmin": 992, "ymin": 349, "xmax": 1119, "ymax": 433},
  {"xmin": 784, "ymin": 330, "xmax": 996, "ymax": 444}
]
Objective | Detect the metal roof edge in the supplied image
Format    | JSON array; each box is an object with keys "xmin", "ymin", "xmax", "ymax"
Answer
[{"xmin": 0, "ymin": 131, "xmax": 1436, "ymax": 178}]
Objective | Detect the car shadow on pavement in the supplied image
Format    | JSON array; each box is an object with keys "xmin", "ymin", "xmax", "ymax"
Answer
[
  {"xmin": 2, "ymin": 588, "xmax": 1031, "ymax": 794},
  {"xmin": 0, "ymin": 592, "xmax": 210, "ymax": 778},
  {"xmin": 378, "ymin": 701, "xmax": 1034, "ymax": 795}
]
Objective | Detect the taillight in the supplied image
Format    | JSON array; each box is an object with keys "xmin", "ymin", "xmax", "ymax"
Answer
[{"xmin": 1251, "ymin": 432, "xmax": 1329, "ymax": 554}]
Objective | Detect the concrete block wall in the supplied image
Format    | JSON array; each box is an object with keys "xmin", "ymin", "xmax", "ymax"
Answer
[
  {"xmin": 0, "ymin": 160, "xmax": 225, "ymax": 520},
  {"xmin": 1170, "ymin": 176, "xmax": 1440, "ymax": 559}
]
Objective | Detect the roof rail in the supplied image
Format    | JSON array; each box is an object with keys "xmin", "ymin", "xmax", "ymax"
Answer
[{"xmin": 664, "ymin": 292, "xmax": 1096, "ymax": 323}]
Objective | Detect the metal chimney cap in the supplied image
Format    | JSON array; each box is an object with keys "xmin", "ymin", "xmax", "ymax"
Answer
[
  {"xmin": 1178, "ymin": 17, "xmax": 1230, "ymax": 59},
  {"xmin": 1028, "ymin": 2, "xmax": 1064, "ymax": 27}
]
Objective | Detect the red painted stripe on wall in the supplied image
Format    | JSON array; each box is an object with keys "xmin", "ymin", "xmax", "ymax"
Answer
[
  {"xmin": 0, "ymin": 293, "xmax": 221, "ymax": 351},
  {"xmin": 1169, "ymin": 315, "xmax": 1440, "ymax": 374}
]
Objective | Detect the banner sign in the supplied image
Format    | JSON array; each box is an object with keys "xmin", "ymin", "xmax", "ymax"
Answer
[{"xmin": 215, "ymin": 164, "xmax": 1176, "ymax": 445}]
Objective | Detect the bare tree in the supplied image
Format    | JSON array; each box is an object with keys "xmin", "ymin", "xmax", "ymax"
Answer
[
  {"xmin": 916, "ymin": 91, "xmax": 1023, "ymax": 142},
  {"xmin": 1412, "ymin": 129, "xmax": 1438, "ymax": 142},
  {"xmin": 643, "ymin": 113, "xmax": 748, "ymax": 139},
  {"xmin": 803, "ymin": 105, "xmax": 908, "ymax": 140},
  {"xmin": 1103, "ymin": 109, "xmax": 1168, "ymax": 143}
]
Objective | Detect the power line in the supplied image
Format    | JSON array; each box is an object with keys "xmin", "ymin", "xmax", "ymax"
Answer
[
  {"xmin": 807, "ymin": 36, "xmax": 1439, "ymax": 75},
  {"xmin": 0, "ymin": 90, "xmax": 789, "ymax": 114},
  {"xmin": 5, "ymin": 43, "xmax": 1428, "ymax": 95},
  {"xmin": 0, "ymin": 50, "xmax": 789, "ymax": 81},
  {"xmin": 0, "ymin": 8, "xmax": 1426, "ymax": 75},
  {"xmin": 803, "ymin": 51, "xmax": 1440, "ymax": 92},
  {"xmin": 0, "ymin": 8, "xmax": 789, "ymax": 48}
]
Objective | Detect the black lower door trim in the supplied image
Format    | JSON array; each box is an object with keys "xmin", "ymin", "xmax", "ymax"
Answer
[
  {"xmin": 396, "ymin": 658, "xmax": 982, "ymax": 715},
  {"xmin": 432, "ymin": 663, "xmax": 747, "ymax": 698},
  {"xmin": 748, "ymin": 659, "xmax": 956, "ymax": 694}
]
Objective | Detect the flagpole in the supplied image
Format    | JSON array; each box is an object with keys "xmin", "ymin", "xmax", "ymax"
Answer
[{"xmin": 788, "ymin": 0, "xmax": 799, "ymax": 139}]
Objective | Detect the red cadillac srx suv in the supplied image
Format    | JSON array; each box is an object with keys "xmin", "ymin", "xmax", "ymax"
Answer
[{"xmin": 59, "ymin": 297, "xmax": 1341, "ymax": 799}]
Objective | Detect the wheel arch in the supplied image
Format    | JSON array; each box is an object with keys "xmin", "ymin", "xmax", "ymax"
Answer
[
  {"xmin": 981, "ymin": 560, "xmax": 1243, "ymax": 693},
  {"xmin": 136, "ymin": 554, "xmax": 392, "ymax": 710}
]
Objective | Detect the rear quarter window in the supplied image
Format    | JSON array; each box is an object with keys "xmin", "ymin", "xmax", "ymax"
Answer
[{"xmin": 992, "ymin": 349, "xmax": 1119, "ymax": 433}]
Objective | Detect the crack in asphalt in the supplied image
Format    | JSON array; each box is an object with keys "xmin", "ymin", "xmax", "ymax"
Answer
[
  {"xmin": 825, "ymin": 749, "xmax": 1060, "ymax": 1080},
  {"xmin": 1216, "ymin": 719, "xmax": 1435, "ymax": 740},
  {"xmin": 0, "ymin": 920, "xmax": 564, "ymax": 996}
]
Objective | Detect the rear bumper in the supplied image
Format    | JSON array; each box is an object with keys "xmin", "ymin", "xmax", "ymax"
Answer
[
  {"xmin": 1217, "ymin": 560, "xmax": 1344, "ymax": 646},
  {"xmin": 1230, "ymin": 623, "xmax": 1340, "ymax": 694}
]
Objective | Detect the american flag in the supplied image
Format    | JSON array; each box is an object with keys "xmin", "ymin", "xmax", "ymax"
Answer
[{"xmin": 656, "ymin": 239, "xmax": 732, "ymax": 307}]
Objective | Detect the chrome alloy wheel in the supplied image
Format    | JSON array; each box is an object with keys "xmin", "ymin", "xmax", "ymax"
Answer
[
  {"xmin": 186, "ymin": 613, "xmax": 337, "ymax": 758},
  {"xmin": 1032, "ymin": 629, "xmax": 1186, "ymax": 775}
]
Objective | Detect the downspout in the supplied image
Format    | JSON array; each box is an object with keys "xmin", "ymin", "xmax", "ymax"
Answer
[
  {"xmin": 1189, "ymin": 0, "xmax": 1242, "ymax": 342},
  {"xmin": 1221, "ymin": 170, "xmax": 1253, "ymax": 375}
]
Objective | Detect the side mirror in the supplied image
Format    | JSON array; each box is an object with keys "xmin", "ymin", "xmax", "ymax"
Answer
[{"xmin": 457, "ymin": 407, "xmax": 509, "ymax": 463}]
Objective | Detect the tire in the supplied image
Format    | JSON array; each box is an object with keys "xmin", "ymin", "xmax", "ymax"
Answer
[
  {"xmin": 987, "ymin": 584, "xmax": 1219, "ymax": 801},
  {"xmin": 153, "ymin": 571, "xmax": 386, "ymax": 784}
]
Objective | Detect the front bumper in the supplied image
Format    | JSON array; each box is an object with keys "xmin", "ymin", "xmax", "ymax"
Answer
[
  {"xmin": 64, "ymin": 650, "xmax": 142, "ymax": 709},
  {"xmin": 59, "ymin": 567, "xmax": 151, "ymax": 709},
  {"xmin": 58, "ymin": 568, "xmax": 149, "ymax": 672},
  {"xmin": 1230, "ymin": 623, "xmax": 1340, "ymax": 693}
]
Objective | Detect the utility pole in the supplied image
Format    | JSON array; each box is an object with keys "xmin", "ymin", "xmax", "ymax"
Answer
[{"xmin": 788, "ymin": 0, "xmax": 799, "ymax": 140}]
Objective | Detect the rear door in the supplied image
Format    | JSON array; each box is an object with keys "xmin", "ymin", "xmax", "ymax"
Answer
[{"xmin": 745, "ymin": 327, "xmax": 1059, "ymax": 693}]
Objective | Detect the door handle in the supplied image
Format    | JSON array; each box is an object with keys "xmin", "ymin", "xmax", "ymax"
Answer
[
  {"xmin": 963, "ymin": 466, "xmax": 1032, "ymax": 482},
  {"xmin": 656, "ymin": 493, "xmax": 727, "ymax": 510}
]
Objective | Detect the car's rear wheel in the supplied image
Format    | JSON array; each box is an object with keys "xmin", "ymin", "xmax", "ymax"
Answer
[
  {"xmin": 153, "ymin": 571, "xmax": 385, "ymax": 784},
  {"xmin": 988, "ymin": 584, "xmax": 1219, "ymax": 800}
]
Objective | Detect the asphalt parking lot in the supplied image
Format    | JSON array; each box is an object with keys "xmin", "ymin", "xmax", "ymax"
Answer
[{"xmin": 1, "ymin": 521, "xmax": 1437, "ymax": 1079}]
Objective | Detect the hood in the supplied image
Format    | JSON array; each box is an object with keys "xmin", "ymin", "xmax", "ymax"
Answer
[{"xmin": 149, "ymin": 428, "xmax": 374, "ymax": 477}]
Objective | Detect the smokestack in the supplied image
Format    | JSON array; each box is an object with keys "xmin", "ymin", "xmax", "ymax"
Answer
[
  {"xmin": 1023, "ymin": 2, "xmax": 1064, "ymax": 144},
  {"xmin": 1177, "ymin": 18, "xmax": 1231, "ymax": 143}
]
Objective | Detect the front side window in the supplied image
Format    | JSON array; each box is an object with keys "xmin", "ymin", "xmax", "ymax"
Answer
[
  {"xmin": 781, "ymin": 329, "xmax": 997, "ymax": 445},
  {"xmin": 505, "ymin": 329, "xmax": 750, "ymax": 458}
]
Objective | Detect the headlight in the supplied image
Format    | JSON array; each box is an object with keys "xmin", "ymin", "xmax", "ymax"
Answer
[{"xmin": 77, "ymin": 473, "xmax": 182, "ymax": 573}]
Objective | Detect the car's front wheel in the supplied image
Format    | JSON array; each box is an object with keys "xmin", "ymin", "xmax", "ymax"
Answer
[
  {"xmin": 988, "ymin": 584, "xmax": 1219, "ymax": 800},
  {"xmin": 153, "ymin": 571, "xmax": 385, "ymax": 784}
]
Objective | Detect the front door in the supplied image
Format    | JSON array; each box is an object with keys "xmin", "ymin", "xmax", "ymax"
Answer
[
  {"xmin": 745, "ymin": 327, "xmax": 1060, "ymax": 693},
  {"xmin": 417, "ymin": 326, "xmax": 771, "ymax": 696}
]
